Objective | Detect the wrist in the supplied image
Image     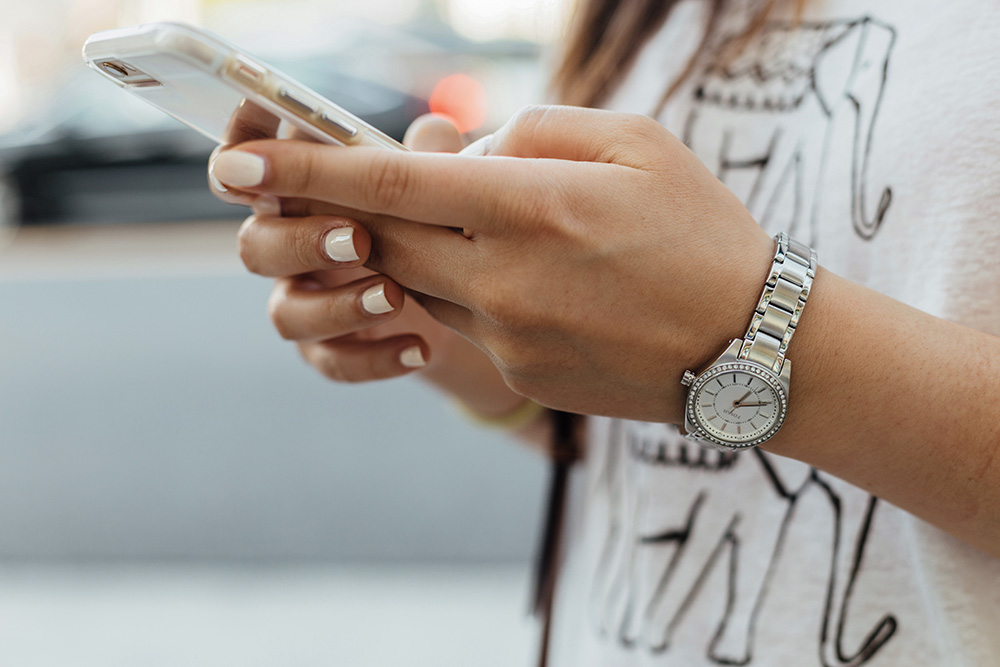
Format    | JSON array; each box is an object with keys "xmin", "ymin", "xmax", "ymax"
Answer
[
  {"xmin": 453, "ymin": 395, "xmax": 548, "ymax": 431},
  {"xmin": 679, "ymin": 233, "xmax": 816, "ymax": 449},
  {"xmin": 669, "ymin": 231, "xmax": 777, "ymax": 424},
  {"xmin": 416, "ymin": 331, "xmax": 535, "ymax": 420}
]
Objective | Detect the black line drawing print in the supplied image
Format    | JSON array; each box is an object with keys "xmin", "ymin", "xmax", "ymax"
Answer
[
  {"xmin": 681, "ymin": 17, "xmax": 896, "ymax": 242},
  {"xmin": 587, "ymin": 420, "xmax": 898, "ymax": 666}
]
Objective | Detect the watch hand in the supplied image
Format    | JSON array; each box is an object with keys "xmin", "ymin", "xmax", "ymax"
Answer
[
  {"xmin": 733, "ymin": 391, "xmax": 752, "ymax": 408},
  {"xmin": 735, "ymin": 402, "xmax": 772, "ymax": 408}
]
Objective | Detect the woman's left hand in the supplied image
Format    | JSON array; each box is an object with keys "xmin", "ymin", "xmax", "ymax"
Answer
[{"xmin": 211, "ymin": 105, "xmax": 775, "ymax": 423}]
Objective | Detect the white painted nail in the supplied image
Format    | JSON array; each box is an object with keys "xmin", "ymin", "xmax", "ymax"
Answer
[
  {"xmin": 399, "ymin": 346, "xmax": 426, "ymax": 368},
  {"xmin": 208, "ymin": 169, "xmax": 228, "ymax": 194},
  {"xmin": 253, "ymin": 195, "xmax": 282, "ymax": 217},
  {"xmin": 324, "ymin": 227, "xmax": 359, "ymax": 262},
  {"xmin": 211, "ymin": 151, "xmax": 266, "ymax": 187},
  {"xmin": 361, "ymin": 284, "xmax": 394, "ymax": 315}
]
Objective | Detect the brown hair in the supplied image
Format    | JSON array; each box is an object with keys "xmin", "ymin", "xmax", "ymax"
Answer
[{"xmin": 551, "ymin": 0, "xmax": 805, "ymax": 115}]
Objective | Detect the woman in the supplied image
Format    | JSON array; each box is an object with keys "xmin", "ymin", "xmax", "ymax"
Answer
[{"xmin": 209, "ymin": 0, "xmax": 1000, "ymax": 664}]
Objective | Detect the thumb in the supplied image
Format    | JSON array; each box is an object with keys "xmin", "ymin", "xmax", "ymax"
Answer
[{"xmin": 403, "ymin": 114, "xmax": 465, "ymax": 153}]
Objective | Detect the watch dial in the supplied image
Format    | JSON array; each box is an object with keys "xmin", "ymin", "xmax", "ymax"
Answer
[{"xmin": 692, "ymin": 369, "xmax": 782, "ymax": 444}]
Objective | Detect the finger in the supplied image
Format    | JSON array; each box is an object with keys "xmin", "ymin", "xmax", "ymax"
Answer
[
  {"xmin": 238, "ymin": 214, "xmax": 370, "ymax": 277},
  {"xmin": 239, "ymin": 209, "xmax": 471, "ymax": 305},
  {"xmin": 403, "ymin": 114, "xmax": 464, "ymax": 153},
  {"xmin": 241, "ymin": 195, "xmax": 475, "ymax": 305},
  {"xmin": 250, "ymin": 195, "xmax": 283, "ymax": 217},
  {"xmin": 361, "ymin": 217, "xmax": 475, "ymax": 305},
  {"xmin": 269, "ymin": 275, "xmax": 404, "ymax": 342},
  {"xmin": 299, "ymin": 334, "xmax": 429, "ymax": 383},
  {"xmin": 208, "ymin": 139, "xmax": 563, "ymax": 232},
  {"xmin": 277, "ymin": 197, "xmax": 364, "ymax": 219},
  {"xmin": 210, "ymin": 100, "xmax": 285, "ymax": 204},
  {"xmin": 406, "ymin": 290, "xmax": 477, "ymax": 338},
  {"xmin": 222, "ymin": 99, "xmax": 283, "ymax": 145},
  {"xmin": 208, "ymin": 144, "xmax": 257, "ymax": 205},
  {"xmin": 487, "ymin": 105, "xmax": 669, "ymax": 169}
]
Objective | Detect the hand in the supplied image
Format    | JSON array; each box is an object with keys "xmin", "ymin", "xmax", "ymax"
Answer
[
  {"xmin": 210, "ymin": 105, "xmax": 776, "ymax": 423},
  {"xmin": 219, "ymin": 115, "xmax": 493, "ymax": 387}
]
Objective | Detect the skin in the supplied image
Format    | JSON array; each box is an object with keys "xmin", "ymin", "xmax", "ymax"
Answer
[
  {"xmin": 213, "ymin": 113, "xmax": 552, "ymax": 446},
  {"xmin": 211, "ymin": 105, "xmax": 1000, "ymax": 558}
]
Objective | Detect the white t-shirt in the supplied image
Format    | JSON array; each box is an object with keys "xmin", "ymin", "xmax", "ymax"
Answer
[{"xmin": 549, "ymin": 1, "xmax": 1000, "ymax": 665}]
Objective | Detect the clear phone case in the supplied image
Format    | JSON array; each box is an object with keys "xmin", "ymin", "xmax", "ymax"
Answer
[{"xmin": 82, "ymin": 22, "xmax": 407, "ymax": 151}]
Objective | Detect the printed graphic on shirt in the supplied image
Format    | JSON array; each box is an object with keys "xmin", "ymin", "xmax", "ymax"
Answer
[
  {"xmin": 588, "ymin": 421, "xmax": 899, "ymax": 666},
  {"xmin": 586, "ymin": 17, "xmax": 902, "ymax": 666},
  {"xmin": 681, "ymin": 16, "xmax": 896, "ymax": 243}
]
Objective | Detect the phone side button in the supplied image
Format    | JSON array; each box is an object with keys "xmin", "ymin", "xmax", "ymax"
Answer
[
  {"xmin": 228, "ymin": 56, "xmax": 265, "ymax": 88},
  {"xmin": 317, "ymin": 113, "xmax": 359, "ymax": 144},
  {"xmin": 278, "ymin": 88, "xmax": 318, "ymax": 115}
]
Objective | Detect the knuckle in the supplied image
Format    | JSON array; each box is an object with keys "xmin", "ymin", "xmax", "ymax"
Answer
[
  {"xmin": 509, "ymin": 105, "xmax": 551, "ymax": 139},
  {"xmin": 615, "ymin": 114, "xmax": 670, "ymax": 162},
  {"xmin": 365, "ymin": 151, "xmax": 411, "ymax": 211},
  {"xmin": 269, "ymin": 311, "xmax": 294, "ymax": 341},
  {"xmin": 275, "ymin": 145, "xmax": 324, "ymax": 198},
  {"xmin": 623, "ymin": 113, "xmax": 662, "ymax": 137},
  {"xmin": 497, "ymin": 105, "xmax": 555, "ymax": 156},
  {"xmin": 290, "ymin": 221, "xmax": 318, "ymax": 270},
  {"xmin": 267, "ymin": 287, "xmax": 295, "ymax": 340},
  {"xmin": 291, "ymin": 147, "xmax": 319, "ymax": 195},
  {"xmin": 333, "ymin": 357, "xmax": 370, "ymax": 384},
  {"xmin": 308, "ymin": 346, "xmax": 350, "ymax": 383},
  {"xmin": 319, "ymin": 354, "xmax": 349, "ymax": 383},
  {"xmin": 237, "ymin": 217, "xmax": 261, "ymax": 274},
  {"xmin": 325, "ymin": 290, "xmax": 357, "ymax": 330}
]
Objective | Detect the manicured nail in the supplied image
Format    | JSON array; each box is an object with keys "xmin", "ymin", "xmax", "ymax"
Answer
[
  {"xmin": 400, "ymin": 346, "xmax": 426, "ymax": 368},
  {"xmin": 208, "ymin": 169, "xmax": 229, "ymax": 194},
  {"xmin": 361, "ymin": 284, "xmax": 393, "ymax": 314},
  {"xmin": 211, "ymin": 150, "xmax": 266, "ymax": 187},
  {"xmin": 324, "ymin": 227, "xmax": 359, "ymax": 262},
  {"xmin": 253, "ymin": 195, "xmax": 282, "ymax": 217}
]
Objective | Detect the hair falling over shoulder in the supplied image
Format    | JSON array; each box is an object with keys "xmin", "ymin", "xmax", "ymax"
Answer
[{"xmin": 550, "ymin": 0, "xmax": 806, "ymax": 113}]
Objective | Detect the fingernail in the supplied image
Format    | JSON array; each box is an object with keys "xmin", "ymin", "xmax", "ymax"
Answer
[
  {"xmin": 211, "ymin": 150, "xmax": 266, "ymax": 187},
  {"xmin": 208, "ymin": 169, "xmax": 228, "ymax": 194},
  {"xmin": 361, "ymin": 283, "xmax": 394, "ymax": 315},
  {"xmin": 324, "ymin": 227, "xmax": 359, "ymax": 262},
  {"xmin": 253, "ymin": 195, "xmax": 282, "ymax": 217},
  {"xmin": 460, "ymin": 134, "xmax": 493, "ymax": 157},
  {"xmin": 400, "ymin": 346, "xmax": 426, "ymax": 368}
]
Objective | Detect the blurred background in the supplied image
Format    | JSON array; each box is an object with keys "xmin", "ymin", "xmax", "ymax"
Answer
[{"xmin": 0, "ymin": 0, "xmax": 565, "ymax": 664}]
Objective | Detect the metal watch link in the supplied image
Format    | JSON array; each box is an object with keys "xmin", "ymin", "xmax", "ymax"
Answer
[{"xmin": 680, "ymin": 233, "xmax": 817, "ymax": 450}]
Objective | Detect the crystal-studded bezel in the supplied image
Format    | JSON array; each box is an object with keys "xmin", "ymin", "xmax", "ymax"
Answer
[{"xmin": 685, "ymin": 361, "xmax": 788, "ymax": 450}]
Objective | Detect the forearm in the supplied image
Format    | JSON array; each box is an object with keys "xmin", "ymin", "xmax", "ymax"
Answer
[{"xmin": 751, "ymin": 268, "xmax": 1000, "ymax": 556}]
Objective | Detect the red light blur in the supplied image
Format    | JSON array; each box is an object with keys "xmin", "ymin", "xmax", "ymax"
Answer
[{"xmin": 428, "ymin": 74, "xmax": 488, "ymax": 134}]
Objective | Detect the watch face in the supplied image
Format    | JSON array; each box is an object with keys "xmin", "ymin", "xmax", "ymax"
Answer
[{"xmin": 687, "ymin": 362, "xmax": 787, "ymax": 448}]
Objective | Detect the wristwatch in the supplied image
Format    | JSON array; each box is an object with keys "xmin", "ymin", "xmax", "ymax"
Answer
[{"xmin": 680, "ymin": 233, "xmax": 817, "ymax": 450}]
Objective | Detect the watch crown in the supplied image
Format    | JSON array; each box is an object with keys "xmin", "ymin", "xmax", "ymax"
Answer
[{"xmin": 681, "ymin": 370, "xmax": 696, "ymax": 387}]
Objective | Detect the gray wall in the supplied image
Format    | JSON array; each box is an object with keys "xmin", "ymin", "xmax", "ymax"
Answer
[{"xmin": 0, "ymin": 273, "xmax": 547, "ymax": 562}]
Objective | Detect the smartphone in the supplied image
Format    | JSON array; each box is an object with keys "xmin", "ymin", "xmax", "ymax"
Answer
[{"xmin": 82, "ymin": 22, "xmax": 407, "ymax": 151}]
